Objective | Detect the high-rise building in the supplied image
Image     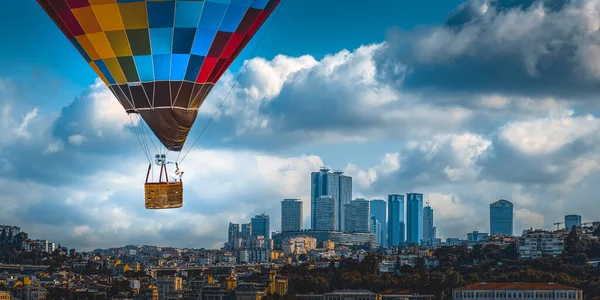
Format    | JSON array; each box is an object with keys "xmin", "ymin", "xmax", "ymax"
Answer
[
  {"xmin": 281, "ymin": 199, "xmax": 303, "ymax": 232},
  {"xmin": 370, "ymin": 217, "xmax": 384, "ymax": 245},
  {"xmin": 490, "ymin": 199, "xmax": 513, "ymax": 236},
  {"xmin": 370, "ymin": 199, "xmax": 386, "ymax": 246},
  {"xmin": 423, "ymin": 205, "xmax": 434, "ymax": 245},
  {"xmin": 251, "ymin": 214, "xmax": 270, "ymax": 239},
  {"xmin": 565, "ymin": 215, "xmax": 582, "ymax": 230},
  {"xmin": 344, "ymin": 198, "xmax": 370, "ymax": 233},
  {"xmin": 311, "ymin": 167, "xmax": 352, "ymax": 231},
  {"xmin": 314, "ymin": 196, "xmax": 336, "ymax": 231},
  {"xmin": 406, "ymin": 193, "xmax": 423, "ymax": 245},
  {"xmin": 228, "ymin": 223, "xmax": 240, "ymax": 250},
  {"xmin": 388, "ymin": 194, "xmax": 404, "ymax": 247},
  {"xmin": 241, "ymin": 223, "xmax": 252, "ymax": 239}
]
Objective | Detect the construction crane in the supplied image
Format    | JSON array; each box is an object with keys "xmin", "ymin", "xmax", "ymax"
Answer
[{"xmin": 554, "ymin": 222, "xmax": 564, "ymax": 230}]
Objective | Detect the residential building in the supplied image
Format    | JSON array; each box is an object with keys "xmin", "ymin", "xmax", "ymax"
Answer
[
  {"xmin": 251, "ymin": 214, "xmax": 270, "ymax": 239},
  {"xmin": 517, "ymin": 229, "xmax": 565, "ymax": 259},
  {"xmin": 314, "ymin": 196, "xmax": 336, "ymax": 231},
  {"xmin": 311, "ymin": 167, "xmax": 352, "ymax": 231},
  {"xmin": 406, "ymin": 193, "xmax": 423, "ymax": 245},
  {"xmin": 565, "ymin": 215, "xmax": 582, "ymax": 230},
  {"xmin": 490, "ymin": 199, "xmax": 513, "ymax": 236},
  {"xmin": 422, "ymin": 205, "xmax": 434, "ymax": 246},
  {"xmin": 282, "ymin": 236, "xmax": 317, "ymax": 254},
  {"xmin": 281, "ymin": 199, "xmax": 303, "ymax": 232},
  {"xmin": 452, "ymin": 282, "xmax": 583, "ymax": 300},
  {"xmin": 0, "ymin": 291, "xmax": 9, "ymax": 300},
  {"xmin": 34, "ymin": 239, "xmax": 48, "ymax": 252},
  {"xmin": 388, "ymin": 194, "xmax": 404, "ymax": 247},
  {"xmin": 370, "ymin": 199, "xmax": 387, "ymax": 246},
  {"xmin": 344, "ymin": 199, "xmax": 370, "ymax": 233}
]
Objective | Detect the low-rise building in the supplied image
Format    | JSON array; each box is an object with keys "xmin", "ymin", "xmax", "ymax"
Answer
[
  {"xmin": 282, "ymin": 236, "xmax": 317, "ymax": 255},
  {"xmin": 452, "ymin": 282, "xmax": 583, "ymax": 300},
  {"xmin": 518, "ymin": 230, "xmax": 565, "ymax": 259}
]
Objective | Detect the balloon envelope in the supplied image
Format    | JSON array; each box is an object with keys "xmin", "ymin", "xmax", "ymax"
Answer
[{"xmin": 37, "ymin": 0, "xmax": 280, "ymax": 151}]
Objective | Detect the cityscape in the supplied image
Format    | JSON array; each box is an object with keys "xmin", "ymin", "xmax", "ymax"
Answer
[
  {"xmin": 0, "ymin": 167, "xmax": 597, "ymax": 299},
  {"xmin": 4, "ymin": 0, "xmax": 600, "ymax": 299}
]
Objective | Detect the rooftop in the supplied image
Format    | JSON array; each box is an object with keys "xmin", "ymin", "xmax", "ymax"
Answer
[{"xmin": 454, "ymin": 282, "xmax": 580, "ymax": 291}]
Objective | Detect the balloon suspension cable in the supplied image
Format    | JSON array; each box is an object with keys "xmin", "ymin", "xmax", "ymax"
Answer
[
  {"xmin": 129, "ymin": 114, "xmax": 152, "ymax": 165},
  {"xmin": 141, "ymin": 118, "xmax": 160, "ymax": 156},
  {"xmin": 177, "ymin": 0, "xmax": 286, "ymax": 164}
]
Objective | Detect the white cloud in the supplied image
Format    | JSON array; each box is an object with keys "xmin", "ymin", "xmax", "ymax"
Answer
[
  {"xmin": 14, "ymin": 108, "xmax": 38, "ymax": 139},
  {"xmin": 68, "ymin": 134, "xmax": 86, "ymax": 146},
  {"xmin": 499, "ymin": 109, "xmax": 600, "ymax": 155}
]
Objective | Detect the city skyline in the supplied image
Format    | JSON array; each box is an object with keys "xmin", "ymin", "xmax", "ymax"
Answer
[{"xmin": 3, "ymin": 0, "xmax": 600, "ymax": 251}]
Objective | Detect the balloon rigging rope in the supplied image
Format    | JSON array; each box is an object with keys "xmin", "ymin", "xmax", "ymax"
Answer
[
  {"xmin": 177, "ymin": 0, "xmax": 286, "ymax": 164},
  {"xmin": 129, "ymin": 114, "xmax": 151, "ymax": 165}
]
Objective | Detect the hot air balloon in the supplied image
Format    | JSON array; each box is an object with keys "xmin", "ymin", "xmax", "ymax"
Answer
[{"xmin": 37, "ymin": 0, "xmax": 281, "ymax": 209}]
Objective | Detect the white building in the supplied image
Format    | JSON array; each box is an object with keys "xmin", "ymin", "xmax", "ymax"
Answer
[
  {"xmin": 518, "ymin": 229, "xmax": 565, "ymax": 259},
  {"xmin": 282, "ymin": 236, "xmax": 317, "ymax": 255},
  {"xmin": 452, "ymin": 282, "xmax": 583, "ymax": 300},
  {"xmin": 34, "ymin": 240, "xmax": 48, "ymax": 252}
]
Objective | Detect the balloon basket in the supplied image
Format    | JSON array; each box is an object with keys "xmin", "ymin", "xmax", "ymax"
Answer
[
  {"xmin": 144, "ymin": 181, "xmax": 183, "ymax": 209},
  {"xmin": 144, "ymin": 162, "xmax": 183, "ymax": 209}
]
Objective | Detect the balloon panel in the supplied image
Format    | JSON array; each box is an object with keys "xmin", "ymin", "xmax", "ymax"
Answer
[{"xmin": 37, "ymin": 0, "xmax": 280, "ymax": 151}]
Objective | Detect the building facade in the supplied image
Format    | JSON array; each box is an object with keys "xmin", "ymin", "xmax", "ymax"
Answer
[
  {"xmin": 565, "ymin": 215, "xmax": 582, "ymax": 230},
  {"xmin": 452, "ymin": 282, "xmax": 582, "ymax": 300},
  {"xmin": 490, "ymin": 199, "xmax": 513, "ymax": 236},
  {"xmin": 282, "ymin": 236, "xmax": 317, "ymax": 254},
  {"xmin": 344, "ymin": 199, "xmax": 370, "ymax": 233},
  {"xmin": 370, "ymin": 199, "xmax": 387, "ymax": 246},
  {"xmin": 517, "ymin": 229, "xmax": 565, "ymax": 259},
  {"xmin": 251, "ymin": 214, "xmax": 270, "ymax": 239},
  {"xmin": 422, "ymin": 205, "xmax": 434, "ymax": 246},
  {"xmin": 314, "ymin": 196, "xmax": 336, "ymax": 231},
  {"xmin": 406, "ymin": 193, "xmax": 423, "ymax": 245},
  {"xmin": 467, "ymin": 231, "xmax": 489, "ymax": 243},
  {"xmin": 388, "ymin": 194, "xmax": 404, "ymax": 247},
  {"xmin": 311, "ymin": 167, "xmax": 352, "ymax": 231},
  {"xmin": 281, "ymin": 199, "xmax": 303, "ymax": 232},
  {"xmin": 370, "ymin": 217, "xmax": 384, "ymax": 246}
]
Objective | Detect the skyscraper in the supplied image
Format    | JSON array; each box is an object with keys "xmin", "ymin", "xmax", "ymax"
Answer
[
  {"xmin": 314, "ymin": 196, "xmax": 336, "ymax": 231},
  {"xmin": 281, "ymin": 199, "xmax": 303, "ymax": 232},
  {"xmin": 388, "ymin": 194, "xmax": 404, "ymax": 247},
  {"xmin": 565, "ymin": 215, "xmax": 582, "ymax": 230},
  {"xmin": 371, "ymin": 217, "xmax": 383, "ymax": 245},
  {"xmin": 227, "ymin": 223, "xmax": 240, "ymax": 250},
  {"xmin": 241, "ymin": 223, "xmax": 252, "ymax": 239},
  {"xmin": 311, "ymin": 167, "xmax": 352, "ymax": 231},
  {"xmin": 251, "ymin": 214, "xmax": 270, "ymax": 239},
  {"xmin": 344, "ymin": 198, "xmax": 370, "ymax": 233},
  {"xmin": 370, "ymin": 199, "xmax": 387, "ymax": 247},
  {"xmin": 406, "ymin": 193, "xmax": 423, "ymax": 245},
  {"xmin": 423, "ymin": 205, "xmax": 434, "ymax": 246},
  {"xmin": 490, "ymin": 199, "xmax": 513, "ymax": 236}
]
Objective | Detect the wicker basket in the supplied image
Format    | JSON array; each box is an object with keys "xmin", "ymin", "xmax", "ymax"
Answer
[{"xmin": 144, "ymin": 181, "xmax": 183, "ymax": 209}]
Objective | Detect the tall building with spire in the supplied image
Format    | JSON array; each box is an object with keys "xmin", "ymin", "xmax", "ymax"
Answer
[
  {"xmin": 423, "ymin": 205, "xmax": 434, "ymax": 246},
  {"xmin": 311, "ymin": 167, "xmax": 352, "ymax": 231}
]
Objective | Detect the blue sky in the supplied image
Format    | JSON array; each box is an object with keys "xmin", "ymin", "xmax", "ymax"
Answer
[{"xmin": 2, "ymin": 0, "xmax": 600, "ymax": 250}]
